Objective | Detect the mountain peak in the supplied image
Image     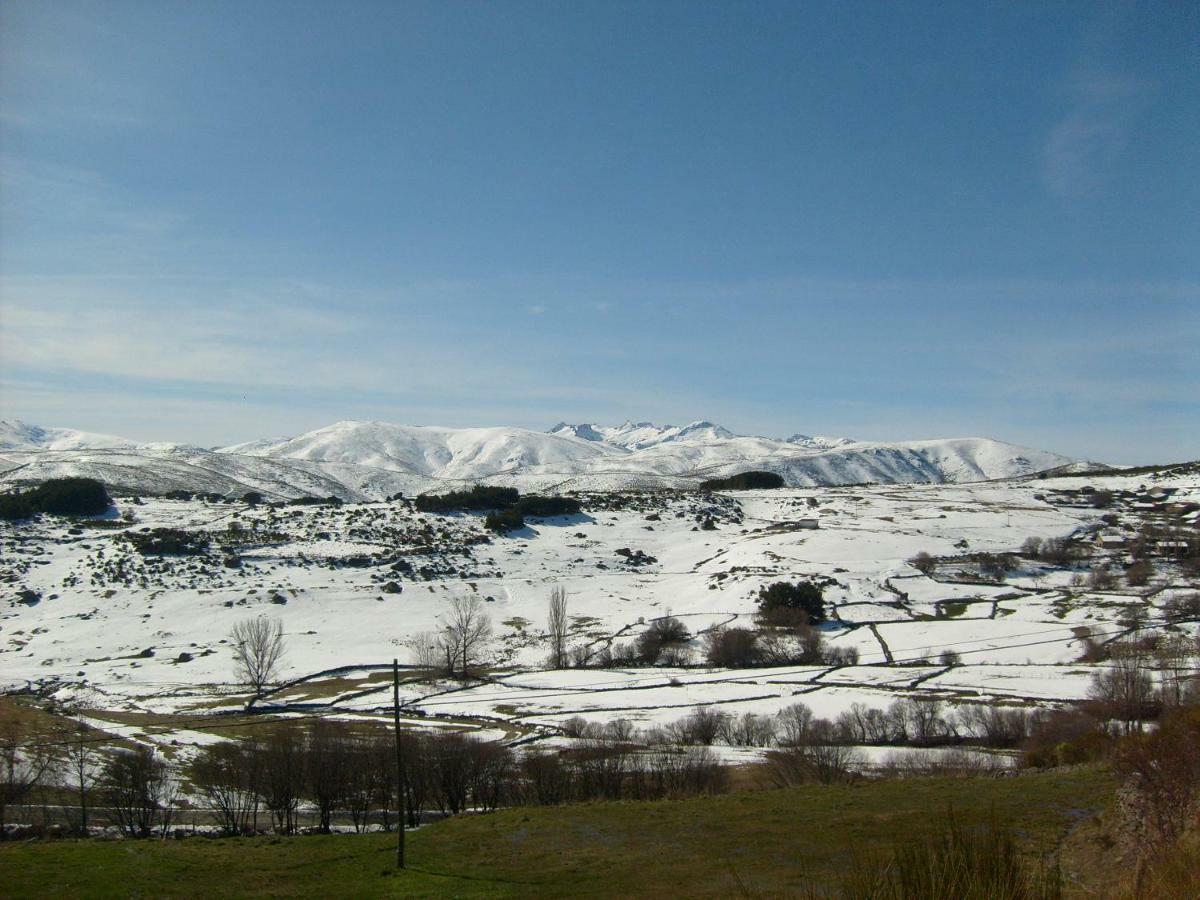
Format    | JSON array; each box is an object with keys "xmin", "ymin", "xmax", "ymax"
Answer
[{"xmin": 785, "ymin": 433, "xmax": 856, "ymax": 450}]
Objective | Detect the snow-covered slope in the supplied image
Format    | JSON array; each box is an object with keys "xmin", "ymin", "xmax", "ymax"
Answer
[
  {"xmin": 225, "ymin": 420, "xmax": 625, "ymax": 478},
  {"xmin": 0, "ymin": 419, "xmax": 141, "ymax": 452},
  {"xmin": 222, "ymin": 420, "xmax": 1074, "ymax": 489},
  {"xmin": 549, "ymin": 420, "xmax": 737, "ymax": 450},
  {"xmin": 0, "ymin": 418, "xmax": 1076, "ymax": 498},
  {"xmin": 785, "ymin": 433, "xmax": 856, "ymax": 450}
]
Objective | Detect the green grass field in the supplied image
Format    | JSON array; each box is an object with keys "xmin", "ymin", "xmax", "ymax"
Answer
[{"xmin": 1, "ymin": 768, "xmax": 1114, "ymax": 898}]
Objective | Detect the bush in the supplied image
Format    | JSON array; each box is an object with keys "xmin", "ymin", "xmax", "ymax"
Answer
[
  {"xmin": 909, "ymin": 551, "xmax": 936, "ymax": 574},
  {"xmin": 1022, "ymin": 708, "xmax": 1111, "ymax": 768},
  {"xmin": 699, "ymin": 471, "xmax": 784, "ymax": 491},
  {"xmin": 703, "ymin": 627, "xmax": 761, "ymax": 667},
  {"xmin": 1114, "ymin": 705, "xmax": 1200, "ymax": 849},
  {"xmin": 1125, "ymin": 560, "xmax": 1154, "ymax": 587},
  {"xmin": 757, "ymin": 580, "xmax": 825, "ymax": 625},
  {"xmin": 636, "ymin": 616, "xmax": 691, "ymax": 664},
  {"xmin": 1161, "ymin": 592, "xmax": 1200, "ymax": 624}
]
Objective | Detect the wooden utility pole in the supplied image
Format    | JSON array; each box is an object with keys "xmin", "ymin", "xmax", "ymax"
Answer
[{"xmin": 393, "ymin": 658, "xmax": 406, "ymax": 868}]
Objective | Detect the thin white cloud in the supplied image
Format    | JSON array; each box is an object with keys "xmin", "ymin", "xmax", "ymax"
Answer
[{"xmin": 1041, "ymin": 73, "xmax": 1152, "ymax": 199}]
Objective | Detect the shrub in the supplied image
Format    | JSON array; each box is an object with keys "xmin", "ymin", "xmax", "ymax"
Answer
[
  {"xmin": 757, "ymin": 580, "xmax": 825, "ymax": 625},
  {"xmin": 699, "ymin": 471, "xmax": 784, "ymax": 491},
  {"xmin": 703, "ymin": 627, "xmax": 761, "ymax": 667},
  {"xmin": 909, "ymin": 551, "xmax": 937, "ymax": 574},
  {"xmin": 636, "ymin": 616, "xmax": 691, "ymax": 664},
  {"xmin": 1161, "ymin": 592, "xmax": 1200, "ymax": 624},
  {"xmin": 1022, "ymin": 708, "xmax": 1111, "ymax": 768},
  {"xmin": 1114, "ymin": 705, "xmax": 1200, "ymax": 849},
  {"xmin": 1124, "ymin": 560, "xmax": 1154, "ymax": 587}
]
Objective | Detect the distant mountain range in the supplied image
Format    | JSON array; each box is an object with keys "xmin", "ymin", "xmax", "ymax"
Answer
[{"xmin": 0, "ymin": 418, "xmax": 1080, "ymax": 500}]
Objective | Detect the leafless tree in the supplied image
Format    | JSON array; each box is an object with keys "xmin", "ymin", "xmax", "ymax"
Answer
[
  {"xmin": 191, "ymin": 742, "xmax": 261, "ymax": 836},
  {"xmin": 777, "ymin": 702, "xmax": 816, "ymax": 746},
  {"xmin": 306, "ymin": 719, "xmax": 353, "ymax": 833},
  {"xmin": 1088, "ymin": 639, "xmax": 1158, "ymax": 734},
  {"xmin": 408, "ymin": 631, "xmax": 442, "ymax": 681},
  {"xmin": 57, "ymin": 715, "xmax": 100, "ymax": 836},
  {"xmin": 101, "ymin": 746, "xmax": 172, "ymax": 838},
  {"xmin": 547, "ymin": 586, "xmax": 569, "ymax": 669},
  {"xmin": 0, "ymin": 702, "xmax": 54, "ymax": 837},
  {"xmin": 443, "ymin": 596, "xmax": 492, "ymax": 677},
  {"xmin": 230, "ymin": 617, "xmax": 286, "ymax": 700},
  {"xmin": 1154, "ymin": 633, "xmax": 1195, "ymax": 708},
  {"xmin": 255, "ymin": 723, "xmax": 304, "ymax": 834}
]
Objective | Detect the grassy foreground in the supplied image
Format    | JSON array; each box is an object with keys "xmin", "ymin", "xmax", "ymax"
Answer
[{"xmin": 1, "ymin": 768, "xmax": 1113, "ymax": 899}]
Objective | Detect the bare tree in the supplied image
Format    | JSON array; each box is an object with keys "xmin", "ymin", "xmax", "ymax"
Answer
[
  {"xmin": 191, "ymin": 742, "xmax": 261, "ymax": 836},
  {"xmin": 101, "ymin": 746, "xmax": 171, "ymax": 838},
  {"xmin": 57, "ymin": 715, "xmax": 100, "ymax": 836},
  {"xmin": 1154, "ymin": 633, "xmax": 1195, "ymax": 709},
  {"xmin": 408, "ymin": 631, "xmax": 442, "ymax": 681},
  {"xmin": 444, "ymin": 596, "xmax": 492, "ymax": 677},
  {"xmin": 547, "ymin": 586, "xmax": 569, "ymax": 669},
  {"xmin": 1088, "ymin": 639, "xmax": 1158, "ymax": 734},
  {"xmin": 0, "ymin": 701, "xmax": 54, "ymax": 837},
  {"xmin": 230, "ymin": 618, "xmax": 286, "ymax": 700}
]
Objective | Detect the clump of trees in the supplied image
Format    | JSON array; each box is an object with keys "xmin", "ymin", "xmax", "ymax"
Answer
[
  {"xmin": 186, "ymin": 719, "xmax": 729, "ymax": 836},
  {"xmin": 484, "ymin": 508, "xmax": 525, "ymax": 534},
  {"xmin": 416, "ymin": 485, "xmax": 520, "ymax": 513},
  {"xmin": 757, "ymin": 580, "xmax": 826, "ymax": 626},
  {"xmin": 125, "ymin": 527, "xmax": 211, "ymax": 556},
  {"xmin": 699, "ymin": 471, "xmax": 784, "ymax": 491},
  {"xmin": 416, "ymin": 485, "xmax": 581, "ymax": 531},
  {"xmin": 411, "ymin": 596, "xmax": 495, "ymax": 679},
  {"xmin": 0, "ymin": 478, "xmax": 111, "ymax": 521},
  {"xmin": 1020, "ymin": 535, "xmax": 1085, "ymax": 566}
]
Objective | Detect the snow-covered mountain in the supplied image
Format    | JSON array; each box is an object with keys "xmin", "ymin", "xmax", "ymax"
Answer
[
  {"xmin": 0, "ymin": 418, "xmax": 1077, "ymax": 499},
  {"xmin": 785, "ymin": 433, "xmax": 856, "ymax": 450},
  {"xmin": 549, "ymin": 420, "xmax": 737, "ymax": 450},
  {"xmin": 0, "ymin": 419, "xmax": 141, "ymax": 452}
]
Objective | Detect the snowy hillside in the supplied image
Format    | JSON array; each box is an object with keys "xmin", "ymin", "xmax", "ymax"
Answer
[
  {"xmin": 0, "ymin": 419, "xmax": 141, "ymax": 452},
  {"xmin": 0, "ymin": 418, "xmax": 1076, "ymax": 499},
  {"xmin": 228, "ymin": 420, "xmax": 1074, "ymax": 486}
]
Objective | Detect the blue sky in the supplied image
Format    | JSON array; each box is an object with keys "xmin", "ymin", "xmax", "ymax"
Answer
[{"xmin": 1, "ymin": 1, "xmax": 1196, "ymax": 463}]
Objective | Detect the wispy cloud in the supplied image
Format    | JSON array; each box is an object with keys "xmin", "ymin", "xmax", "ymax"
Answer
[{"xmin": 1041, "ymin": 72, "xmax": 1152, "ymax": 199}]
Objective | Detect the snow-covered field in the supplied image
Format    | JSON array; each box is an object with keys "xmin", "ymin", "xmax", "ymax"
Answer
[{"xmin": 4, "ymin": 463, "xmax": 1197, "ymax": 760}]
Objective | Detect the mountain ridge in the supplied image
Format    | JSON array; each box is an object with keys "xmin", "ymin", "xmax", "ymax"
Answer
[{"xmin": 0, "ymin": 417, "xmax": 1080, "ymax": 500}]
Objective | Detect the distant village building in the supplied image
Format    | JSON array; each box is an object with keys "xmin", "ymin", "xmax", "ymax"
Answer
[{"xmin": 796, "ymin": 518, "xmax": 819, "ymax": 529}]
